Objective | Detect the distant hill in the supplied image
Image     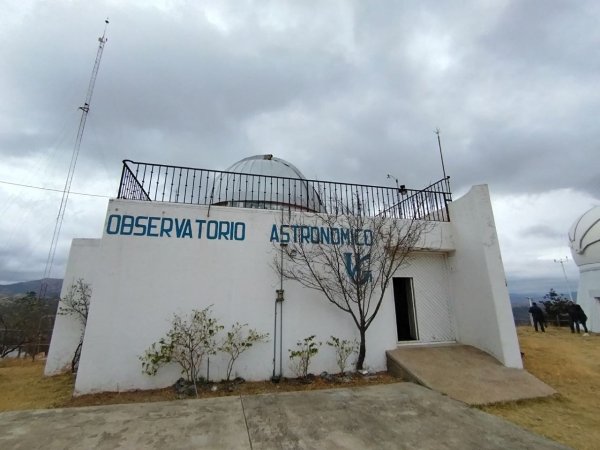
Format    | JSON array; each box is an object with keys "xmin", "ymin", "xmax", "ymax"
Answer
[
  {"xmin": 0, "ymin": 278, "xmax": 62, "ymax": 298},
  {"xmin": 512, "ymin": 305, "xmax": 531, "ymax": 325},
  {"xmin": 510, "ymin": 293, "xmax": 542, "ymax": 307}
]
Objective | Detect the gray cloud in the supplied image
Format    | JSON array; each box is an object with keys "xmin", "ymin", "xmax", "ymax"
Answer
[
  {"xmin": 1, "ymin": 0, "xmax": 599, "ymax": 288},
  {"xmin": 520, "ymin": 225, "xmax": 565, "ymax": 240}
]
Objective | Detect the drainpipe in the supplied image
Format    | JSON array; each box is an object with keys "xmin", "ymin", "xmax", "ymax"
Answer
[{"xmin": 272, "ymin": 243, "xmax": 286, "ymax": 382}]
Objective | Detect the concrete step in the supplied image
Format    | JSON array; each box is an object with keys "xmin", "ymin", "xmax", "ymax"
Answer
[{"xmin": 386, "ymin": 343, "xmax": 556, "ymax": 405}]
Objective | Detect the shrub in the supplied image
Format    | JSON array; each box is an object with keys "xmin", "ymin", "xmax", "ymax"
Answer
[
  {"xmin": 219, "ymin": 322, "xmax": 269, "ymax": 382},
  {"xmin": 59, "ymin": 279, "xmax": 91, "ymax": 372},
  {"xmin": 289, "ymin": 335, "xmax": 321, "ymax": 378},
  {"xmin": 327, "ymin": 336, "xmax": 358, "ymax": 374},
  {"xmin": 140, "ymin": 307, "xmax": 223, "ymax": 396}
]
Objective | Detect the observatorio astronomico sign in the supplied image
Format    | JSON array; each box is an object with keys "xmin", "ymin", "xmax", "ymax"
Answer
[{"xmin": 105, "ymin": 214, "xmax": 373, "ymax": 246}]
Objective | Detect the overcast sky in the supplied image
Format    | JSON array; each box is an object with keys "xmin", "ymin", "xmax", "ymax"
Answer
[{"xmin": 1, "ymin": 0, "xmax": 598, "ymax": 295}]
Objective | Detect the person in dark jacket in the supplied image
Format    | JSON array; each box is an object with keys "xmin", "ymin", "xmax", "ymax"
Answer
[
  {"xmin": 568, "ymin": 302, "xmax": 580, "ymax": 333},
  {"xmin": 575, "ymin": 304, "xmax": 589, "ymax": 334},
  {"xmin": 568, "ymin": 303, "xmax": 589, "ymax": 334},
  {"xmin": 529, "ymin": 302, "xmax": 546, "ymax": 332}
]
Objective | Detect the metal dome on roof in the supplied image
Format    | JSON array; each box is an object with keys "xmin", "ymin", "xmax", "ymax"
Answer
[
  {"xmin": 211, "ymin": 154, "xmax": 325, "ymax": 212},
  {"xmin": 225, "ymin": 154, "xmax": 307, "ymax": 179}
]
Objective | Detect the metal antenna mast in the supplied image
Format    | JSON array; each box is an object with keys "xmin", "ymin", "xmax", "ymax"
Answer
[
  {"xmin": 435, "ymin": 128, "xmax": 451, "ymax": 196},
  {"xmin": 435, "ymin": 128, "xmax": 447, "ymax": 180},
  {"xmin": 41, "ymin": 19, "xmax": 109, "ymax": 298}
]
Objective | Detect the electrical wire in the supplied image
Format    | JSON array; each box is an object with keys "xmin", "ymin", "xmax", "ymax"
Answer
[{"xmin": 0, "ymin": 179, "xmax": 111, "ymax": 198}]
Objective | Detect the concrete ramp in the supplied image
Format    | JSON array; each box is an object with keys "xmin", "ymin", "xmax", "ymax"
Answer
[{"xmin": 386, "ymin": 344, "xmax": 556, "ymax": 405}]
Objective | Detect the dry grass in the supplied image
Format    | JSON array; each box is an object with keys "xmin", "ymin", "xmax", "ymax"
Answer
[
  {"xmin": 482, "ymin": 326, "xmax": 600, "ymax": 450},
  {"xmin": 0, "ymin": 358, "xmax": 74, "ymax": 411}
]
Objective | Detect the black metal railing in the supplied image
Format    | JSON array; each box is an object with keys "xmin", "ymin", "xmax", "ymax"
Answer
[{"xmin": 117, "ymin": 160, "xmax": 452, "ymax": 221}]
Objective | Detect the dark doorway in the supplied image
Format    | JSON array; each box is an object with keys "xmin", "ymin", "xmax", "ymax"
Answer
[{"xmin": 393, "ymin": 277, "xmax": 418, "ymax": 341}]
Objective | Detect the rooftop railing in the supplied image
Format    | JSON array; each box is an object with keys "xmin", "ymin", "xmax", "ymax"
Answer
[{"xmin": 117, "ymin": 160, "xmax": 452, "ymax": 222}]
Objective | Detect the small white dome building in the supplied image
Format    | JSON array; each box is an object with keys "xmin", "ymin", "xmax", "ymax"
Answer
[{"xmin": 569, "ymin": 206, "xmax": 600, "ymax": 332}]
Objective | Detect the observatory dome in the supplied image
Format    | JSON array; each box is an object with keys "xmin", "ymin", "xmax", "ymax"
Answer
[
  {"xmin": 569, "ymin": 206, "xmax": 600, "ymax": 266},
  {"xmin": 226, "ymin": 154, "xmax": 307, "ymax": 179},
  {"xmin": 211, "ymin": 154, "xmax": 325, "ymax": 212}
]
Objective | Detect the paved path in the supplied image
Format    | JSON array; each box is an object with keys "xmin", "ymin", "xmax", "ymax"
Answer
[{"xmin": 0, "ymin": 383, "xmax": 570, "ymax": 450}]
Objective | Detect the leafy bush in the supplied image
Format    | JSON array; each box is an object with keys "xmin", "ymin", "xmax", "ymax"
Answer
[
  {"xmin": 289, "ymin": 335, "xmax": 321, "ymax": 378},
  {"xmin": 140, "ymin": 307, "xmax": 223, "ymax": 396},
  {"xmin": 326, "ymin": 335, "xmax": 358, "ymax": 374},
  {"xmin": 219, "ymin": 322, "xmax": 269, "ymax": 381}
]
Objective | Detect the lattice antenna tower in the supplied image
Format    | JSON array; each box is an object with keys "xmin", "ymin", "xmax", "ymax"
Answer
[{"xmin": 40, "ymin": 19, "xmax": 109, "ymax": 298}]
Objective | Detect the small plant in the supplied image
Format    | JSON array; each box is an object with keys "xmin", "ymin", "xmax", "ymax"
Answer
[
  {"xmin": 327, "ymin": 335, "xmax": 359, "ymax": 375},
  {"xmin": 289, "ymin": 335, "xmax": 321, "ymax": 378},
  {"xmin": 140, "ymin": 306, "xmax": 223, "ymax": 396},
  {"xmin": 59, "ymin": 279, "xmax": 92, "ymax": 372},
  {"xmin": 219, "ymin": 322, "xmax": 269, "ymax": 382}
]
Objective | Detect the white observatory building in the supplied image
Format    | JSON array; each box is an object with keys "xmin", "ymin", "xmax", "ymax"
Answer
[
  {"xmin": 569, "ymin": 206, "xmax": 600, "ymax": 332},
  {"xmin": 46, "ymin": 155, "xmax": 522, "ymax": 395}
]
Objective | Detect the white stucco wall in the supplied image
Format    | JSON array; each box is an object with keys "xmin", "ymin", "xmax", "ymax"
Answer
[
  {"xmin": 46, "ymin": 183, "xmax": 523, "ymax": 393},
  {"xmin": 44, "ymin": 239, "xmax": 101, "ymax": 375},
  {"xmin": 447, "ymin": 185, "xmax": 522, "ymax": 368},
  {"xmin": 575, "ymin": 266, "xmax": 600, "ymax": 332},
  {"xmin": 72, "ymin": 200, "xmax": 457, "ymax": 394}
]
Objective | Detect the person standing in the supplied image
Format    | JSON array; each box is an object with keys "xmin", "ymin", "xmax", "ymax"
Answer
[
  {"xmin": 575, "ymin": 304, "xmax": 589, "ymax": 335},
  {"xmin": 529, "ymin": 302, "xmax": 546, "ymax": 332},
  {"xmin": 567, "ymin": 302, "xmax": 580, "ymax": 333}
]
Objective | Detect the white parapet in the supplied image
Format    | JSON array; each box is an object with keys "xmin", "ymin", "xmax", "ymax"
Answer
[{"xmin": 447, "ymin": 185, "xmax": 523, "ymax": 369}]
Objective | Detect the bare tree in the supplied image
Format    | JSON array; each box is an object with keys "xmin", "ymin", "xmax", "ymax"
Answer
[
  {"xmin": 59, "ymin": 279, "xmax": 91, "ymax": 372},
  {"xmin": 273, "ymin": 202, "xmax": 430, "ymax": 370},
  {"xmin": 0, "ymin": 292, "xmax": 55, "ymax": 360}
]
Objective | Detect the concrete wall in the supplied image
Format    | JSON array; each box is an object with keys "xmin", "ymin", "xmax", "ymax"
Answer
[
  {"xmin": 447, "ymin": 185, "xmax": 523, "ymax": 368},
  {"xmin": 44, "ymin": 239, "xmax": 101, "ymax": 375},
  {"xmin": 70, "ymin": 200, "xmax": 456, "ymax": 394},
  {"xmin": 575, "ymin": 265, "xmax": 600, "ymax": 332}
]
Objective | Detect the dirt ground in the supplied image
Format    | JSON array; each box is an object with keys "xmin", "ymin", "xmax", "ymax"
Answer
[
  {"xmin": 481, "ymin": 325, "xmax": 599, "ymax": 450},
  {"xmin": 2, "ymin": 326, "xmax": 598, "ymax": 450}
]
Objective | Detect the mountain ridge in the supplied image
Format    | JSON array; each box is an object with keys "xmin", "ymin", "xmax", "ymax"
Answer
[{"xmin": 0, "ymin": 278, "xmax": 63, "ymax": 298}]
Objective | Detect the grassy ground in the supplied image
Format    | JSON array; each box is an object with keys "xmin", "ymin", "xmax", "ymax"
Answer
[
  {"xmin": 481, "ymin": 325, "xmax": 599, "ymax": 450},
  {"xmin": 0, "ymin": 358, "xmax": 74, "ymax": 411},
  {"xmin": 1, "ymin": 327, "xmax": 598, "ymax": 450}
]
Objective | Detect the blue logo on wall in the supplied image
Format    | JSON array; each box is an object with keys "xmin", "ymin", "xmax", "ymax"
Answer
[{"xmin": 343, "ymin": 253, "xmax": 372, "ymax": 285}]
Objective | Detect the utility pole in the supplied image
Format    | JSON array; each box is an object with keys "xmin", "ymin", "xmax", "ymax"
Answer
[
  {"xmin": 526, "ymin": 297, "xmax": 534, "ymax": 327},
  {"xmin": 41, "ymin": 19, "xmax": 109, "ymax": 298},
  {"xmin": 554, "ymin": 257, "xmax": 575, "ymax": 303}
]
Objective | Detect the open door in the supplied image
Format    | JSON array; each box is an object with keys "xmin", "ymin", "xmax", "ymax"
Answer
[{"xmin": 393, "ymin": 277, "xmax": 418, "ymax": 341}]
